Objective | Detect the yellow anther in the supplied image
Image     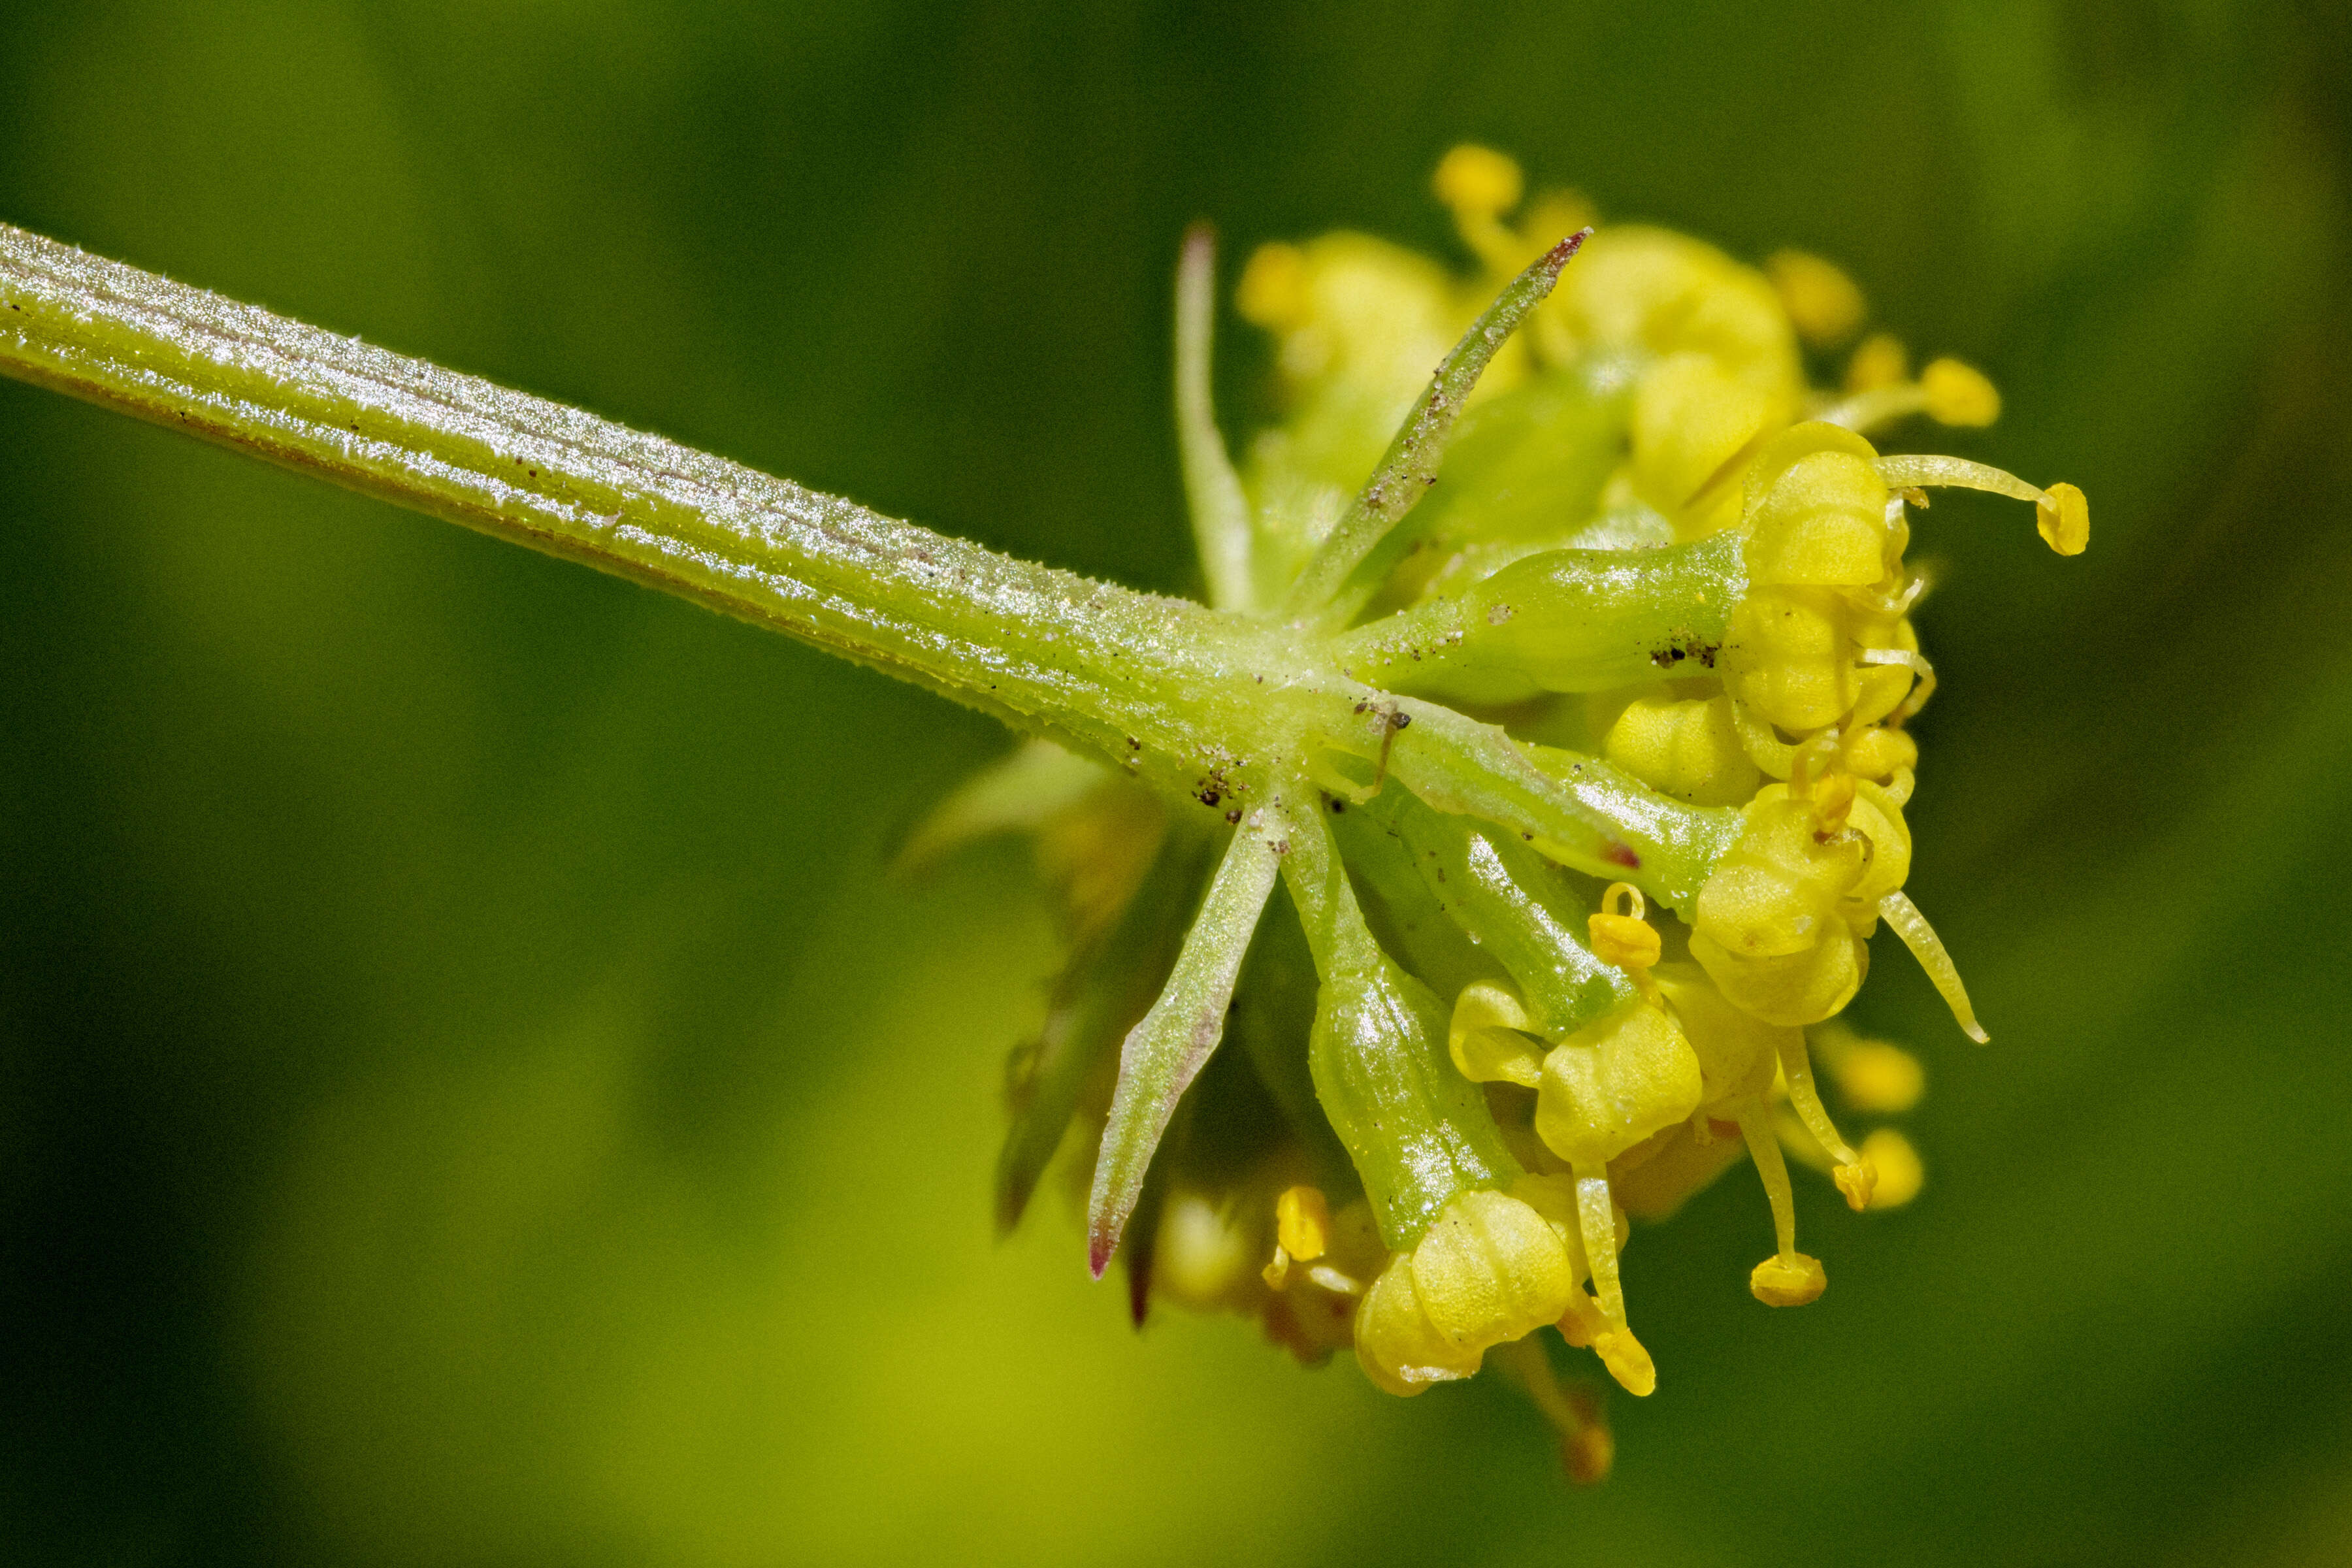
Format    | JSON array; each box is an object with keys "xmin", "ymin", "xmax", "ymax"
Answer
[
  {"xmin": 1859, "ymin": 1128, "xmax": 1925, "ymax": 1208},
  {"xmin": 1845, "ymin": 331, "xmax": 1908, "ymax": 391},
  {"xmin": 1812, "ymin": 1024, "xmax": 1925, "ymax": 1113},
  {"xmin": 1591, "ymin": 1327, "xmax": 1658, "ymax": 1397},
  {"xmin": 1750, "ymin": 1251, "xmax": 1827, "ymax": 1307},
  {"xmin": 2037, "ymin": 481, "xmax": 2090, "ymax": 555},
  {"xmin": 1766, "ymin": 250, "xmax": 1867, "ymax": 348},
  {"xmin": 1832, "ymin": 1158, "xmax": 1879, "ymax": 1211},
  {"xmin": 1920, "ymin": 357, "xmax": 2002, "ymax": 426},
  {"xmin": 1522, "ymin": 189, "xmax": 1600, "ymax": 247},
  {"xmin": 1276, "ymin": 1184, "xmax": 1331, "ymax": 1262},
  {"xmin": 1588, "ymin": 882, "xmax": 1662, "ymax": 974},
  {"xmin": 1870, "ymin": 455, "xmax": 2089, "ymax": 561},
  {"xmin": 1433, "ymin": 144, "xmax": 1524, "ymax": 220},
  {"xmin": 1772, "ymin": 1030, "xmax": 1869, "ymax": 1202},
  {"xmin": 1235, "ymin": 241, "xmax": 1311, "ymax": 330}
]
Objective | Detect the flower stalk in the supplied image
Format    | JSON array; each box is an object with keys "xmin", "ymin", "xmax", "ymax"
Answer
[{"xmin": 0, "ymin": 143, "xmax": 2092, "ymax": 1475}]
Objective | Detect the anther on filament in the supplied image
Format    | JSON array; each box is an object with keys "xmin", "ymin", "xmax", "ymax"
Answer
[
  {"xmin": 1492, "ymin": 1337, "xmax": 1614, "ymax": 1486},
  {"xmin": 1819, "ymin": 355, "xmax": 2001, "ymax": 433},
  {"xmin": 1774, "ymin": 1033, "xmax": 1876, "ymax": 1211},
  {"xmin": 1589, "ymin": 882, "xmax": 1663, "ymax": 987},
  {"xmin": 1872, "ymin": 455, "xmax": 2091, "ymax": 557},
  {"xmin": 1735, "ymin": 1103, "xmax": 1828, "ymax": 1306}
]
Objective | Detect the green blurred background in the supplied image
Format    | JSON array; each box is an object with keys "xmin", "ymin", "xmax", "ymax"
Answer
[{"xmin": 3, "ymin": 1, "xmax": 2349, "ymax": 1563}]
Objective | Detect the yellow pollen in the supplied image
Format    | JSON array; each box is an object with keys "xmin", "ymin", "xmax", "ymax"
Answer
[
  {"xmin": 1767, "ymin": 250, "xmax": 1868, "ymax": 347},
  {"xmin": 1588, "ymin": 884, "xmax": 1662, "ymax": 1006},
  {"xmin": 1813, "ymin": 1026, "xmax": 1925, "ymax": 1113},
  {"xmin": 1845, "ymin": 331, "xmax": 1909, "ymax": 391},
  {"xmin": 2038, "ymin": 482, "xmax": 2090, "ymax": 555},
  {"xmin": 1750, "ymin": 1252, "xmax": 1828, "ymax": 1307},
  {"xmin": 1433, "ymin": 143, "xmax": 1524, "ymax": 220},
  {"xmin": 1871, "ymin": 455, "xmax": 2091, "ymax": 560},
  {"xmin": 1919, "ymin": 357, "xmax": 2002, "ymax": 426},
  {"xmin": 1774, "ymin": 1032, "xmax": 1871, "ymax": 1208},
  {"xmin": 1859, "ymin": 1128, "xmax": 1925, "ymax": 1208},
  {"xmin": 1235, "ymin": 241, "xmax": 1311, "ymax": 331},
  {"xmin": 1592, "ymin": 1328, "xmax": 1658, "ymax": 1397},
  {"xmin": 1277, "ymin": 1184, "xmax": 1331, "ymax": 1261},
  {"xmin": 1588, "ymin": 885, "xmax": 1663, "ymax": 974},
  {"xmin": 1833, "ymin": 1160, "xmax": 1879, "ymax": 1210}
]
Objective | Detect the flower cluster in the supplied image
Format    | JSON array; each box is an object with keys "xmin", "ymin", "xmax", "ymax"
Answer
[{"xmin": 914, "ymin": 147, "xmax": 2084, "ymax": 1478}]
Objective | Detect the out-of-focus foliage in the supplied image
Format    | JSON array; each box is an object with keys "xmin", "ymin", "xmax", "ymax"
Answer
[{"xmin": 1, "ymin": 2, "xmax": 2347, "ymax": 1563}]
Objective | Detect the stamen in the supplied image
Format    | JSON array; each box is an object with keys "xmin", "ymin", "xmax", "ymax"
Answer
[
  {"xmin": 1766, "ymin": 250, "xmax": 1867, "ymax": 348},
  {"xmin": 1433, "ymin": 144, "xmax": 1529, "ymax": 274},
  {"xmin": 1737, "ymin": 1104, "xmax": 1828, "ymax": 1307},
  {"xmin": 1588, "ymin": 883, "xmax": 1663, "ymax": 998},
  {"xmin": 1859, "ymin": 567, "xmax": 1927, "ymax": 617},
  {"xmin": 1871, "ymin": 456, "xmax": 2091, "ymax": 557},
  {"xmin": 1772, "ymin": 1033, "xmax": 1875, "ymax": 1211},
  {"xmin": 1845, "ymin": 332, "xmax": 1910, "ymax": 391},
  {"xmin": 1735, "ymin": 1104, "xmax": 1801, "ymax": 1257},
  {"xmin": 1491, "ymin": 1337, "xmax": 1614, "ymax": 1486},
  {"xmin": 1878, "ymin": 889, "xmax": 1990, "ymax": 1043},
  {"xmin": 1818, "ymin": 382, "xmax": 1927, "ymax": 434},
  {"xmin": 1858, "ymin": 1128, "xmax": 1925, "ymax": 1208},
  {"xmin": 1859, "ymin": 646, "xmax": 1937, "ymax": 720},
  {"xmin": 1919, "ymin": 359, "xmax": 2001, "ymax": 426},
  {"xmin": 1277, "ymin": 1185, "xmax": 1331, "ymax": 1261},
  {"xmin": 1810, "ymin": 1023, "xmax": 1925, "ymax": 1113},
  {"xmin": 1872, "ymin": 453, "xmax": 2044, "ymax": 504},
  {"xmin": 1235, "ymin": 242, "xmax": 1311, "ymax": 331},
  {"xmin": 1573, "ymin": 1168, "xmax": 1657, "ymax": 1396}
]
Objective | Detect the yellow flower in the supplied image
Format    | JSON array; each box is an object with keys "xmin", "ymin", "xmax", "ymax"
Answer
[{"xmin": 945, "ymin": 143, "xmax": 2089, "ymax": 1473}]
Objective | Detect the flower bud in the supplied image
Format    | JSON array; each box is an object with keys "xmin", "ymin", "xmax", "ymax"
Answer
[
  {"xmin": 1355, "ymin": 1186, "xmax": 1580, "ymax": 1396},
  {"xmin": 1534, "ymin": 1001, "xmax": 1705, "ymax": 1168}
]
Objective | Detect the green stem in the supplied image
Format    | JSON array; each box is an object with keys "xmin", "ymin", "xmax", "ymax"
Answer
[
  {"xmin": 0, "ymin": 220, "xmax": 1355, "ymax": 795},
  {"xmin": 0, "ymin": 221, "xmax": 1735, "ymax": 909}
]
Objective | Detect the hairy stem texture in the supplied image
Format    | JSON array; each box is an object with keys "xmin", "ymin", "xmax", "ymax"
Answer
[{"xmin": 0, "ymin": 222, "xmax": 1343, "ymax": 789}]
